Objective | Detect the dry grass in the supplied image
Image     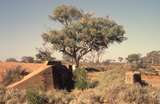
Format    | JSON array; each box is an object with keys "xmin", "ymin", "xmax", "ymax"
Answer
[
  {"xmin": 1, "ymin": 66, "xmax": 27, "ymax": 86},
  {"xmin": 0, "ymin": 64, "xmax": 160, "ymax": 104},
  {"xmin": 0, "ymin": 87, "xmax": 26, "ymax": 104},
  {"xmin": 94, "ymin": 65, "xmax": 160, "ymax": 104},
  {"xmin": 0, "ymin": 62, "xmax": 44, "ymax": 82}
]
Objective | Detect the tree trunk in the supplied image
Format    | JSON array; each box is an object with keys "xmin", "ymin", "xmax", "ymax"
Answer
[{"xmin": 74, "ymin": 57, "xmax": 80, "ymax": 68}]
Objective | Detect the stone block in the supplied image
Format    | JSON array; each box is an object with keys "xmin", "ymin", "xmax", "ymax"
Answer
[{"xmin": 125, "ymin": 71, "xmax": 141, "ymax": 84}]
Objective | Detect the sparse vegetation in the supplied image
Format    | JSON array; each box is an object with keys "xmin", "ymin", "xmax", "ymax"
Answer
[
  {"xmin": 0, "ymin": 2, "xmax": 160, "ymax": 104},
  {"xmin": 126, "ymin": 53, "xmax": 142, "ymax": 69},
  {"xmin": 73, "ymin": 68, "xmax": 88, "ymax": 89},
  {"xmin": 73, "ymin": 68, "xmax": 97, "ymax": 90},
  {"xmin": 6, "ymin": 58, "xmax": 18, "ymax": 62},
  {"xmin": 35, "ymin": 47, "xmax": 56, "ymax": 62},
  {"xmin": 21, "ymin": 56, "xmax": 34, "ymax": 63},
  {"xmin": 96, "ymin": 66, "xmax": 160, "ymax": 104},
  {"xmin": 142, "ymin": 51, "xmax": 160, "ymax": 65},
  {"xmin": 2, "ymin": 66, "xmax": 27, "ymax": 86},
  {"xmin": 26, "ymin": 89, "xmax": 47, "ymax": 104},
  {"xmin": 5, "ymin": 89, "xmax": 26, "ymax": 104},
  {"xmin": 46, "ymin": 90, "xmax": 74, "ymax": 104},
  {"xmin": 0, "ymin": 64, "xmax": 160, "ymax": 104}
]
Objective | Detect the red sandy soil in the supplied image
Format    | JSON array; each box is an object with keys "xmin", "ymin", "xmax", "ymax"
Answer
[
  {"xmin": 152, "ymin": 65, "xmax": 160, "ymax": 68},
  {"xmin": 142, "ymin": 75, "xmax": 160, "ymax": 88}
]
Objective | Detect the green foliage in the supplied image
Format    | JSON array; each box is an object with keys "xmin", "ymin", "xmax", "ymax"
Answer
[
  {"xmin": 35, "ymin": 47, "xmax": 55, "ymax": 62},
  {"xmin": 26, "ymin": 89, "xmax": 47, "ymax": 104},
  {"xmin": 2, "ymin": 66, "xmax": 26, "ymax": 86},
  {"xmin": 73, "ymin": 68, "xmax": 97, "ymax": 90},
  {"xmin": 73, "ymin": 68, "xmax": 88, "ymax": 89},
  {"xmin": 50, "ymin": 4, "xmax": 82, "ymax": 25},
  {"xmin": 142, "ymin": 50, "xmax": 160, "ymax": 65},
  {"xmin": 42, "ymin": 4, "xmax": 126, "ymax": 66},
  {"xmin": 21, "ymin": 56, "xmax": 34, "ymax": 63},
  {"xmin": 126, "ymin": 53, "xmax": 142, "ymax": 69},
  {"xmin": 6, "ymin": 58, "xmax": 18, "ymax": 62},
  {"xmin": 126, "ymin": 53, "xmax": 141, "ymax": 64},
  {"xmin": 118, "ymin": 57, "xmax": 123, "ymax": 62}
]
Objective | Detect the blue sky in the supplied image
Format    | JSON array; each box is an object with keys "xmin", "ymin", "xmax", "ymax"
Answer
[{"xmin": 0, "ymin": 0, "xmax": 160, "ymax": 60}]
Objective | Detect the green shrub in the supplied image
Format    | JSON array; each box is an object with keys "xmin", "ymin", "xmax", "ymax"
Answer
[
  {"xmin": 26, "ymin": 89, "xmax": 47, "ymax": 104},
  {"xmin": 73, "ymin": 68, "xmax": 98, "ymax": 90},
  {"xmin": 73, "ymin": 68, "xmax": 89, "ymax": 90}
]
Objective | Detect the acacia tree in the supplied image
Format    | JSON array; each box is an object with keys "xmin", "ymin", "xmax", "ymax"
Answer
[
  {"xmin": 35, "ymin": 48, "xmax": 55, "ymax": 62},
  {"xmin": 126, "ymin": 54, "xmax": 141, "ymax": 64},
  {"xmin": 126, "ymin": 53, "xmax": 143, "ymax": 69},
  {"xmin": 142, "ymin": 51, "xmax": 160, "ymax": 65},
  {"xmin": 42, "ymin": 5, "xmax": 126, "ymax": 67},
  {"xmin": 118, "ymin": 57, "xmax": 123, "ymax": 62},
  {"xmin": 21, "ymin": 56, "xmax": 34, "ymax": 63},
  {"xmin": 6, "ymin": 58, "xmax": 18, "ymax": 62}
]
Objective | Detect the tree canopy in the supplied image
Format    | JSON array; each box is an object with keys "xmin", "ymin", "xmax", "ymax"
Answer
[
  {"xmin": 126, "ymin": 53, "xmax": 141, "ymax": 64},
  {"xmin": 21, "ymin": 56, "xmax": 34, "ymax": 63},
  {"xmin": 118, "ymin": 57, "xmax": 123, "ymax": 62},
  {"xmin": 35, "ymin": 48, "xmax": 55, "ymax": 62},
  {"xmin": 6, "ymin": 58, "xmax": 18, "ymax": 62},
  {"xmin": 142, "ymin": 50, "xmax": 160, "ymax": 65},
  {"xmin": 42, "ymin": 5, "xmax": 126, "ymax": 67}
]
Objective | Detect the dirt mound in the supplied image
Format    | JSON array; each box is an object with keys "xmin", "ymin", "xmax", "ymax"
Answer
[
  {"xmin": 0, "ymin": 62, "xmax": 44, "ymax": 82},
  {"xmin": 7, "ymin": 65, "xmax": 51, "ymax": 90}
]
